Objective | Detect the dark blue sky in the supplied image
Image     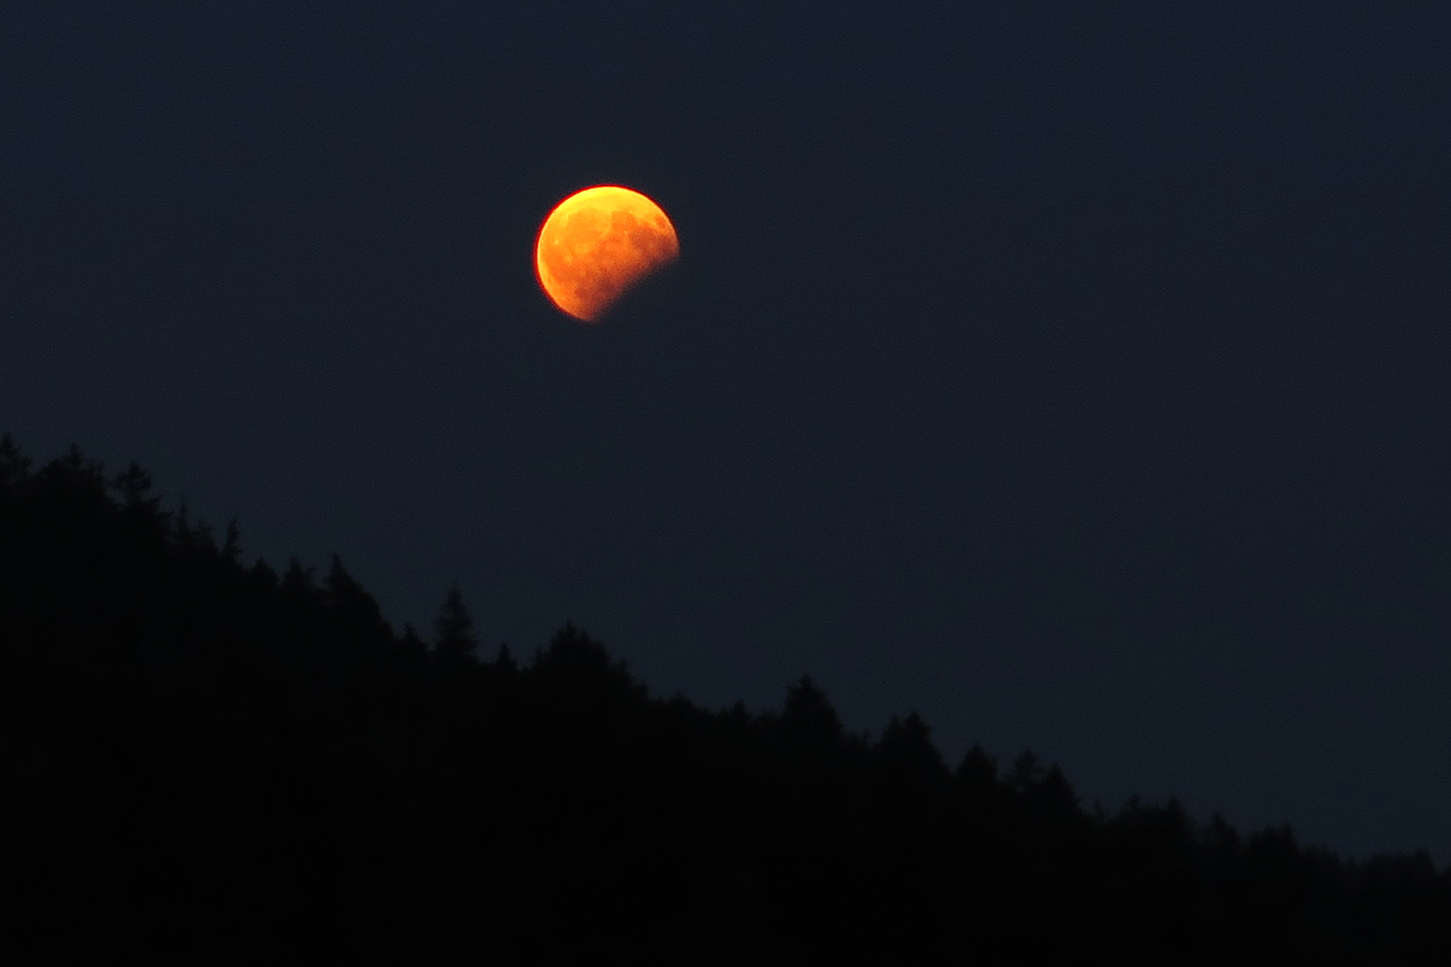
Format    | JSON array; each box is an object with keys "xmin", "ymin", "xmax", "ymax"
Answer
[{"xmin": 3, "ymin": 2, "xmax": 1448, "ymax": 861}]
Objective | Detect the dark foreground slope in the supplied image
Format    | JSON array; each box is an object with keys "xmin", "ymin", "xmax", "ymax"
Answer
[{"xmin": 2, "ymin": 438, "xmax": 1448, "ymax": 963}]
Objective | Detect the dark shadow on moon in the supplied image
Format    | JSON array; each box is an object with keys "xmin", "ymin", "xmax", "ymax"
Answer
[{"xmin": 591, "ymin": 257, "xmax": 685, "ymax": 327}]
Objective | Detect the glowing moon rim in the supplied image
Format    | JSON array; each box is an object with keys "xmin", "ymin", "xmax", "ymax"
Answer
[{"xmin": 534, "ymin": 185, "xmax": 680, "ymax": 322}]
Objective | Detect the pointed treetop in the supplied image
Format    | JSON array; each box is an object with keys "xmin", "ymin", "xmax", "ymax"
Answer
[
  {"xmin": 221, "ymin": 519, "xmax": 242, "ymax": 562},
  {"xmin": 1007, "ymin": 748, "xmax": 1047, "ymax": 793},
  {"xmin": 0, "ymin": 434, "xmax": 33, "ymax": 487},
  {"xmin": 433, "ymin": 583, "xmax": 478, "ymax": 666},
  {"xmin": 495, "ymin": 641, "xmax": 517, "ymax": 674},
  {"xmin": 283, "ymin": 556, "xmax": 317, "ymax": 595},
  {"xmin": 110, "ymin": 461, "xmax": 158, "ymax": 509},
  {"xmin": 956, "ymin": 743, "xmax": 999, "ymax": 791},
  {"xmin": 780, "ymin": 674, "xmax": 845, "ymax": 754}
]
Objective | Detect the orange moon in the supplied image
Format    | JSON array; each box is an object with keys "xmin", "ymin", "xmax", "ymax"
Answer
[{"xmin": 534, "ymin": 185, "xmax": 680, "ymax": 322}]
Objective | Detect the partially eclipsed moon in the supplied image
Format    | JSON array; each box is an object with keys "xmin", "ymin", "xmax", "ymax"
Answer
[{"xmin": 535, "ymin": 185, "xmax": 680, "ymax": 322}]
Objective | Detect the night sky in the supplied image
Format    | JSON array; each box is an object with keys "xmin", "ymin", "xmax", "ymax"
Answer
[{"xmin": 4, "ymin": 3, "xmax": 1448, "ymax": 861}]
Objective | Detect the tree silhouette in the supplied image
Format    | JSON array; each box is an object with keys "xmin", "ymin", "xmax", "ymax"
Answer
[
  {"xmin": 777, "ymin": 674, "xmax": 845, "ymax": 758},
  {"xmin": 0, "ymin": 433, "xmax": 31, "ymax": 487},
  {"xmin": 1026, "ymin": 762, "xmax": 1082, "ymax": 822},
  {"xmin": 3, "ymin": 435, "xmax": 1448, "ymax": 961},
  {"xmin": 282, "ymin": 556, "xmax": 316, "ymax": 594},
  {"xmin": 1006, "ymin": 747, "xmax": 1047, "ymax": 793},
  {"xmin": 221, "ymin": 519, "xmax": 242, "ymax": 563},
  {"xmin": 110, "ymin": 460, "xmax": 159, "ymax": 512},
  {"xmin": 956, "ymin": 743, "xmax": 999, "ymax": 794},
  {"xmin": 877, "ymin": 711, "xmax": 948, "ymax": 794},
  {"xmin": 432, "ymin": 583, "xmax": 477, "ymax": 667},
  {"xmin": 494, "ymin": 641, "xmax": 518, "ymax": 675}
]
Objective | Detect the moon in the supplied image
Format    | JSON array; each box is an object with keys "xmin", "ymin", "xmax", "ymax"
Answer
[{"xmin": 535, "ymin": 185, "xmax": 680, "ymax": 323}]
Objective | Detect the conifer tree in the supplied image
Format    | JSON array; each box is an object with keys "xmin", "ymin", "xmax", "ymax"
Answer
[
  {"xmin": 878, "ymin": 711, "xmax": 947, "ymax": 787},
  {"xmin": 400, "ymin": 622, "xmax": 426, "ymax": 654},
  {"xmin": 1006, "ymin": 748, "xmax": 1047, "ymax": 793},
  {"xmin": 110, "ymin": 461, "xmax": 159, "ymax": 512},
  {"xmin": 221, "ymin": 519, "xmax": 242, "ymax": 563},
  {"xmin": 0, "ymin": 433, "xmax": 32, "ymax": 488},
  {"xmin": 324, "ymin": 554, "xmax": 388, "ymax": 648},
  {"xmin": 432, "ymin": 584, "xmax": 478, "ymax": 667},
  {"xmin": 494, "ymin": 641, "xmax": 517, "ymax": 675},
  {"xmin": 282, "ymin": 556, "xmax": 317, "ymax": 596},
  {"xmin": 779, "ymin": 675, "xmax": 845, "ymax": 757},
  {"xmin": 956, "ymin": 743, "xmax": 999, "ymax": 793},
  {"xmin": 109, "ymin": 460, "xmax": 169, "ymax": 545}
]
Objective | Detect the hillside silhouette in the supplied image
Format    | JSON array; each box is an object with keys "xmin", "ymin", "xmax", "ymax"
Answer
[{"xmin": 3, "ymin": 436, "xmax": 1448, "ymax": 962}]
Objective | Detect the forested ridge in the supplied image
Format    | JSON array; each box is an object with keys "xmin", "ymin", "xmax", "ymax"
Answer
[{"xmin": 3, "ymin": 436, "xmax": 1447, "ymax": 963}]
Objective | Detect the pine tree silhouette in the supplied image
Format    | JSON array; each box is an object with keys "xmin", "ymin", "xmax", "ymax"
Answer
[
  {"xmin": 2, "ymin": 435, "xmax": 1448, "ymax": 962},
  {"xmin": 432, "ymin": 584, "xmax": 478, "ymax": 667},
  {"xmin": 1006, "ymin": 748, "xmax": 1047, "ymax": 793},
  {"xmin": 778, "ymin": 674, "xmax": 845, "ymax": 758},
  {"xmin": 0, "ymin": 433, "xmax": 31, "ymax": 487},
  {"xmin": 956, "ymin": 743, "xmax": 999, "ymax": 794},
  {"xmin": 494, "ymin": 641, "xmax": 518, "ymax": 675}
]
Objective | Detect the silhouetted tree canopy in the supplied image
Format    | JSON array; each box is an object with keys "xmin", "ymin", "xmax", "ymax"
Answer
[
  {"xmin": 957, "ymin": 742, "xmax": 999, "ymax": 792},
  {"xmin": 432, "ymin": 583, "xmax": 478, "ymax": 667},
  {"xmin": 777, "ymin": 674, "xmax": 846, "ymax": 758},
  {"xmin": 1007, "ymin": 747, "xmax": 1049, "ymax": 792},
  {"xmin": 493, "ymin": 640, "xmax": 518, "ymax": 675},
  {"xmin": 0, "ymin": 432, "xmax": 31, "ymax": 486},
  {"xmin": 3, "ymin": 437, "xmax": 1448, "ymax": 962},
  {"xmin": 878, "ymin": 711, "xmax": 949, "ymax": 794}
]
